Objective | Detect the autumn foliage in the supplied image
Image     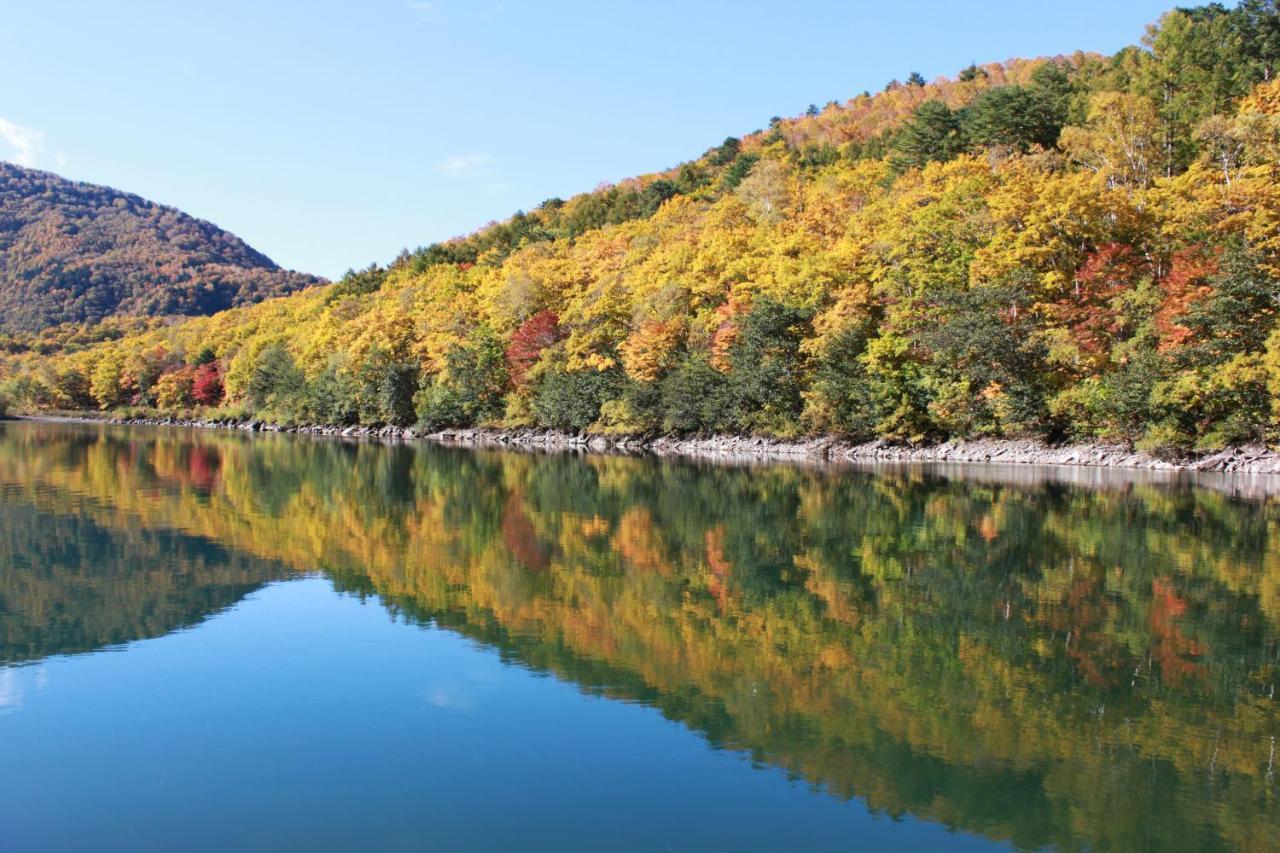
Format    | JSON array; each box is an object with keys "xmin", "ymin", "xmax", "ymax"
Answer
[{"xmin": 4, "ymin": 2, "xmax": 1280, "ymax": 451}]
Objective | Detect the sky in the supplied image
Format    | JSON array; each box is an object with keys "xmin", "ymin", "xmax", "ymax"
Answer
[{"xmin": 1, "ymin": 0, "xmax": 1177, "ymax": 279}]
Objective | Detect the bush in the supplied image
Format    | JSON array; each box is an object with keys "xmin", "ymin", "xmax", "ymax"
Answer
[
  {"xmin": 191, "ymin": 362, "xmax": 224, "ymax": 407},
  {"xmin": 154, "ymin": 367, "xmax": 196, "ymax": 411},
  {"xmin": 810, "ymin": 326, "xmax": 878, "ymax": 438},
  {"xmin": 244, "ymin": 343, "xmax": 305, "ymax": 418},
  {"xmin": 303, "ymin": 358, "xmax": 360, "ymax": 425},
  {"xmin": 658, "ymin": 354, "xmax": 728, "ymax": 432},
  {"xmin": 415, "ymin": 330, "xmax": 507, "ymax": 430},
  {"xmin": 722, "ymin": 296, "xmax": 813, "ymax": 433},
  {"xmin": 532, "ymin": 365, "xmax": 620, "ymax": 430},
  {"xmin": 355, "ymin": 348, "xmax": 420, "ymax": 426}
]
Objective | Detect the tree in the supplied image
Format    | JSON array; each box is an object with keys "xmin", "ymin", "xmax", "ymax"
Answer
[
  {"xmin": 154, "ymin": 367, "xmax": 196, "ymax": 411},
  {"xmin": 506, "ymin": 310, "xmax": 561, "ymax": 388},
  {"xmin": 709, "ymin": 137, "xmax": 742, "ymax": 166},
  {"xmin": 532, "ymin": 363, "xmax": 619, "ymax": 430},
  {"xmin": 721, "ymin": 153, "xmax": 760, "ymax": 189},
  {"xmin": 354, "ymin": 346, "xmax": 421, "ymax": 426},
  {"xmin": 1060, "ymin": 92, "xmax": 1165, "ymax": 188},
  {"xmin": 810, "ymin": 325, "xmax": 878, "ymax": 438},
  {"xmin": 962, "ymin": 85, "xmax": 1065, "ymax": 152},
  {"xmin": 90, "ymin": 351, "xmax": 130, "ymax": 410},
  {"xmin": 1181, "ymin": 239, "xmax": 1278, "ymax": 363},
  {"xmin": 735, "ymin": 158, "xmax": 791, "ymax": 222},
  {"xmin": 1236, "ymin": 0, "xmax": 1280, "ymax": 83},
  {"xmin": 892, "ymin": 100, "xmax": 966, "ymax": 170},
  {"xmin": 722, "ymin": 297, "xmax": 813, "ymax": 433},
  {"xmin": 417, "ymin": 330, "xmax": 507, "ymax": 430},
  {"xmin": 658, "ymin": 353, "xmax": 729, "ymax": 432},
  {"xmin": 244, "ymin": 344, "xmax": 304, "ymax": 415},
  {"xmin": 192, "ymin": 362, "xmax": 224, "ymax": 407},
  {"xmin": 914, "ymin": 285, "xmax": 1050, "ymax": 436},
  {"xmin": 303, "ymin": 357, "xmax": 360, "ymax": 425}
]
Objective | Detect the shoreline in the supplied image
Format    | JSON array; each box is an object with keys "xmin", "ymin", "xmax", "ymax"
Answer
[{"xmin": 13, "ymin": 413, "xmax": 1280, "ymax": 476}]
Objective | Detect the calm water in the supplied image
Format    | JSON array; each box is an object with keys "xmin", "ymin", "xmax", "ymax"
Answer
[{"xmin": 1, "ymin": 422, "xmax": 1278, "ymax": 851}]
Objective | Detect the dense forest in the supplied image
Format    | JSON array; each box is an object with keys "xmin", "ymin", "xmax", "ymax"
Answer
[
  {"xmin": 0, "ymin": 163, "xmax": 321, "ymax": 332},
  {"xmin": 5, "ymin": 1, "xmax": 1280, "ymax": 452},
  {"xmin": 5, "ymin": 422, "xmax": 1279, "ymax": 848}
]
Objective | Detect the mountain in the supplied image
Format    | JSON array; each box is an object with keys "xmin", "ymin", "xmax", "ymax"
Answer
[
  {"xmin": 0, "ymin": 162, "xmax": 321, "ymax": 332},
  {"xmin": 3, "ymin": 1, "xmax": 1280, "ymax": 452}
]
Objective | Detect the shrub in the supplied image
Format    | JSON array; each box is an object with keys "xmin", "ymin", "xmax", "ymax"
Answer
[
  {"xmin": 244, "ymin": 343, "xmax": 304, "ymax": 417},
  {"xmin": 154, "ymin": 367, "xmax": 196, "ymax": 411},
  {"xmin": 532, "ymin": 364, "xmax": 620, "ymax": 430},
  {"xmin": 191, "ymin": 362, "xmax": 224, "ymax": 407}
]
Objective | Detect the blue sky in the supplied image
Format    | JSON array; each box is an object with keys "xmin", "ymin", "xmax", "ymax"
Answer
[{"xmin": 1, "ymin": 0, "xmax": 1176, "ymax": 279}]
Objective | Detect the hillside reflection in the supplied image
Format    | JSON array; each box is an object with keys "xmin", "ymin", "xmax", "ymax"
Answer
[{"xmin": 1, "ymin": 421, "xmax": 1277, "ymax": 850}]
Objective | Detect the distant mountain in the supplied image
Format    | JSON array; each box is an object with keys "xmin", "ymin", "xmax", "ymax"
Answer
[{"xmin": 0, "ymin": 162, "xmax": 322, "ymax": 332}]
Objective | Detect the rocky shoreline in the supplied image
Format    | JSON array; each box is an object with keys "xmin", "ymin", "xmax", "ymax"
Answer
[
  {"xmin": 35, "ymin": 414, "xmax": 1280, "ymax": 475},
  {"xmin": 430, "ymin": 427, "xmax": 1280, "ymax": 474}
]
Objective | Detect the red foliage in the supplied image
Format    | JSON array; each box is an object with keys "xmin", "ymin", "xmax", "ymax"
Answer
[
  {"xmin": 192, "ymin": 362, "xmax": 224, "ymax": 406},
  {"xmin": 500, "ymin": 493, "xmax": 551, "ymax": 572},
  {"xmin": 703, "ymin": 526, "xmax": 734, "ymax": 609},
  {"xmin": 186, "ymin": 446, "xmax": 222, "ymax": 493},
  {"xmin": 1059, "ymin": 244, "xmax": 1146, "ymax": 359},
  {"xmin": 1155, "ymin": 249, "xmax": 1218, "ymax": 352},
  {"xmin": 1149, "ymin": 577, "xmax": 1204, "ymax": 686},
  {"xmin": 505, "ymin": 310, "xmax": 561, "ymax": 388}
]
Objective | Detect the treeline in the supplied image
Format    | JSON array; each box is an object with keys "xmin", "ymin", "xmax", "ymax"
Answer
[{"xmin": 5, "ymin": 2, "xmax": 1280, "ymax": 452}]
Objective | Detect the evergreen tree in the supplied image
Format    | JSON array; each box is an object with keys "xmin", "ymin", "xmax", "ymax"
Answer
[{"xmin": 892, "ymin": 100, "xmax": 966, "ymax": 169}]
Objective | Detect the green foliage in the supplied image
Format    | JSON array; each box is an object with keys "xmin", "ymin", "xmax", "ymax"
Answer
[
  {"xmin": 892, "ymin": 100, "xmax": 967, "ymax": 170},
  {"xmin": 722, "ymin": 297, "xmax": 814, "ymax": 433},
  {"xmin": 720, "ymin": 153, "xmax": 760, "ymax": 190},
  {"xmin": 711, "ymin": 136, "xmax": 742, "ymax": 166},
  {"xmin": 325, "ymin": 265, "xmax": 388, "ymax": 304},
  {"xmin": 244, "ymin": 344, "xmax": 305, "ymax": 417},
  {"xmin": 1182, "ymin": 239, "xmax": 1278, "ymax": 362},
  {"xmin": 415, "ymin": 330, "xmax": 507, "ymax": 430},
  {"xmin": 532, "ymin": 363, "xmax": 620, "ymax": 430},
  {"xmin": 1157, "ymin": 239, "xmax": 1280, "ymax": 446},
  {"xmin": 914, "ymin": 285, "xmax": 1051, "ymax": 436},
  {"xmin": 657, "ymin": 354, "xmax": 729, "ymax": 433},
  {"xmin": 962, "ymin": 85, "xmax": 1066, "ymax": 152},
  {"xmin": 810, "ymin": 326, "xmax": 878, "ymax": 438},
  {"xmin": 353, "ymin": 347, "xmax": 420, "ymax": 427},
  {"xmin": 1097, "ymin": 348, "xmax": 1172, "ymax": 442},
  {"xmin": 303, "ymin": 357, "xmax": 361, "ymax": 425}
]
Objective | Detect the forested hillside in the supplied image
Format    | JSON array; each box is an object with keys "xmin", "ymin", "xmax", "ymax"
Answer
[
  {"xmin": 5, "ymin": 1, "xmax": 1280, "ymax": 452},
  {"xmin": 0, "ymin": 163, "xmax": 321, "ymax": 332}
]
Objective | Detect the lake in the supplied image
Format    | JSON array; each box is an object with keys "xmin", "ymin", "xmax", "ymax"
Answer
[{"xmin": 1, "ymin": 420, "xmax": 1277, "ymax": 851}]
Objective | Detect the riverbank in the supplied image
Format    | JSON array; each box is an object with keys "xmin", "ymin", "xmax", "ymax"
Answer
[{"xmin": 19, "ymin": 414, "xmax": 1280, "ymax": 475}]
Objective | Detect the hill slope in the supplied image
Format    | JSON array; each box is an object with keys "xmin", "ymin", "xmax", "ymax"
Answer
[{"xmin": 0, "ymin": 162, "xmax": 321, "ymax": 332}]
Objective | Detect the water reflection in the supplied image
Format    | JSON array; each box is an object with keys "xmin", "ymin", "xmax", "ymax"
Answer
[{"xmin": 1, "ymin": 420, "xmax": 1277, "ymax": 850}]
